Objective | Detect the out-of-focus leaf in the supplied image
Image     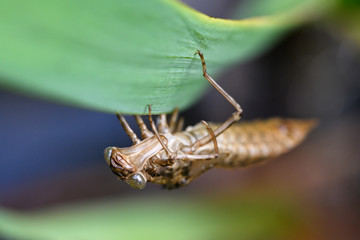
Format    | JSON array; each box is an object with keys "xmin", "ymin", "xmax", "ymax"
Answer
[
  {"xmin": 0, "ymin": 196, "xmax": 304, "ymax": 240},
  {"xmin": 0, "ymin": 0, "xmax": 335, "ymax": 114},
  {"xmin": 328, "ymin": 0, "xmax": 360, "ymax": 46}
]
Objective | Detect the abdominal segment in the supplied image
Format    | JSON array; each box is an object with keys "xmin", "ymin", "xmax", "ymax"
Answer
[{"xmin": 188, "ymin": 118, "xmax": 316, "ymax": 168}]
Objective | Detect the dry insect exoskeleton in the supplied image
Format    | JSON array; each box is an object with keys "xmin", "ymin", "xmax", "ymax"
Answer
[{"xmin": 104, "ymin": 50, "xmax": 316, "ymax": 189}]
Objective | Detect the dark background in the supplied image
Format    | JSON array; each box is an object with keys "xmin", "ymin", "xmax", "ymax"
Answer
[{"xmin": 1, "ymin": 0, "xmax": 359, "ymax": 239}]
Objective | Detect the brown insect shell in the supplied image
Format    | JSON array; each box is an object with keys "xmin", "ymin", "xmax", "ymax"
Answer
[{"xmin": 116, "ymin": 136, "xmax": 167, "ymax": 172}]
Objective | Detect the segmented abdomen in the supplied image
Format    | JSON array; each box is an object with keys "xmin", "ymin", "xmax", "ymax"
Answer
[{"xmin": 185, "ymin": 118, "xmax": 316, "ymax": 168}]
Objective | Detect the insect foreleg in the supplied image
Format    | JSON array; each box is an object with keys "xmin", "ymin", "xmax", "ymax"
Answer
[{"xmin": 116, "ymin": 113, "xmax": 140, "ymax": 144}]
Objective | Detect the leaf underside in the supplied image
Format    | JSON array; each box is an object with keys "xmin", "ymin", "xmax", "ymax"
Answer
[{"xmin": 0, "ymin": 0, "xmax": 335, "ymax": 114}]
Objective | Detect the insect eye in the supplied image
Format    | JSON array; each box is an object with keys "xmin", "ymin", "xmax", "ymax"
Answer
[
  {"xmin": 125, "ymin": 172, "xmax": 147, "ymax": 189},
  {"xmin": 104, "ymin": 147, "xmax": 114, "ymax": 165}
]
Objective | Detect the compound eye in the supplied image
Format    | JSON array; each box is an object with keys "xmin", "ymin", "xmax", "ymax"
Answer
[
  {"xmin": 125, "ymin": 172, "xmax": 147, "ymax": 189},
  {"xmin": 104, "ymin": 147, "xmax": 114, "ymax": 165}
]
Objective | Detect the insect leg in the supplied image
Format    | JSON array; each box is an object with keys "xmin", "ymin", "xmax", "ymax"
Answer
[
  {"xmin": 177, "ymin": 153, "xmax": 219, "ymax": 161},
  {"xmin": 134, "ymin": 115, "xmax": 153, "ymax": 139},
  {"xmin": 147, "ymin": 105, "xmax": 176, "ymax": 160},
  {"xmin": 158, "ymin": 114, "xmax": 170, "ymax": 133},
  {"xmin": 176, "ymin": 150, "xmax": 230, "ymax": 162},
  {"xmin": 201, "ymin": 120, "xmax": 219, "ymax": 155},
  {"xmin": 116, "ymin": 113, "xmax": 140, "ymax": 144},
  {"xmin": 175, "ymin": 121, "xmax": 222, "ymax": 163},
  {"xmin": 169, "ymin": 108, "xmax": 179, "ymax": 132},
  {"xmin": 191, "ymin": 50, "xmax": 243, "ymax": 148},
  {"xmin": 176, "ymin": 117, "xmax": 184, "ymax": 132}
]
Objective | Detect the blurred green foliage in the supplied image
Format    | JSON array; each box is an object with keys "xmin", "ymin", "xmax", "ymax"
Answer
[
  {"xmin": 328, "ymin": 0, "xmax": 360, "ymax": 46},
  {"xmin": 0, "ymin": 195, "xmax": 305, "ymax": 240}
]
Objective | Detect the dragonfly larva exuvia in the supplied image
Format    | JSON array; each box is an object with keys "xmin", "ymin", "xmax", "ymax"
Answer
[{"xmin": 104, "ymin": 50, "xmax": 316, "ymax": 189}]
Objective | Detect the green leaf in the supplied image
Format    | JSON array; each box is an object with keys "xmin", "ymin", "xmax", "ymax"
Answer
[
  {"xmin": 0, "ymin": 196, "xmax": 303, "ymax": 240},
  {"xmin": 327, "ymin": 0, "xmax": 360, "ymax": 46},
  {"xmin": 0, "ymin": 0, "xmax": 335, "ymax": 114}
]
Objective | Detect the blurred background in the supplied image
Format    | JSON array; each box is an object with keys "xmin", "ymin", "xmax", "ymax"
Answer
[{"xmin": 1, "ymin": 0, "xmax": 359, "ymax": 239}]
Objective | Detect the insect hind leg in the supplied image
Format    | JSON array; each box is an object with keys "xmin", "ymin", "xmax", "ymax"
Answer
[{"xmin": 190, "ymin": 51, "xmax": 243, "ymax": 149}]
